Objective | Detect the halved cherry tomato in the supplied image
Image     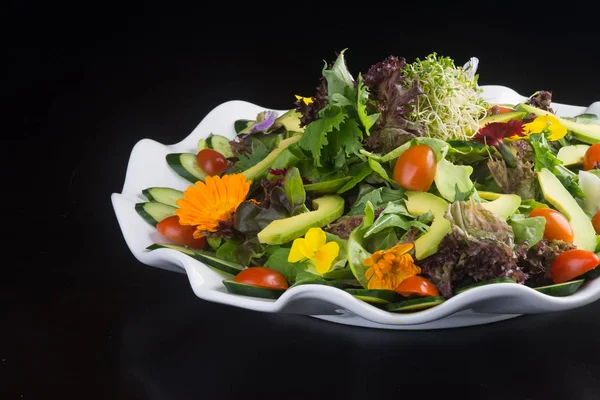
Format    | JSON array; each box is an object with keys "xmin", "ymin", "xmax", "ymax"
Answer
[
  {"xmin": 583, "ymin": 143, "xmax": 600, "ymax": 171},
  {"xmin": 196, "ymin": 148, "xmax": 228, "ymax": 176},
  {"xmin": 528, "ymin": 207, "xmax": 575, "ymax": 243},
  {"xmin": 156, "ymin": 215, "xmax": 207, "ymax": 249},
  {"xmin": 550, "ymin": 249, "xmax": 600, "ymax": 284},
  {"xmin": 233, "ymin": 267, "xmax": 289, "ymax": 290},
  {"xmin": 593, "ymin": 211, "xmax": 600, "ymax": 234},
  {"xmin": 394, "ymin": 276, "xmax": 440, "ymax": 297},
  {"xmin": 392, "ymin": 144, "xmax": 437, "ymax": 192}
]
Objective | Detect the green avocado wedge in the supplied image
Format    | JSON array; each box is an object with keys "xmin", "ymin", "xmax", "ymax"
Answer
[
  {"xmin": 537, "ymin": 168, "xmax": 597, "ymax": 251},
  {"xmin": 241, "ymin": 135, "xmax": 302, "ymax": 182},
  {"xmin": 257, "ymin": 195, "xmax": 345, "ymax": 245},
  {"xmin": 404, "ymin": 191, "xmax": 451, "ymax": 260}
]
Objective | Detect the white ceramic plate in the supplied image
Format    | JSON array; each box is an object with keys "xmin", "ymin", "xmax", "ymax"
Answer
[{"xmin": 111, "ymin": 85, "xmax": 600, "ymax": 330}]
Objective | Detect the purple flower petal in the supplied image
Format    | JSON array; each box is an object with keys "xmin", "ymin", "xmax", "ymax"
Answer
[{"xmin": 249, "ymin": 110, "xmax": 278, "ymax": 133}]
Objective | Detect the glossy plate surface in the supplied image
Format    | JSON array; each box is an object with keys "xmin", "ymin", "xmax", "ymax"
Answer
[{"xmin": 111, "ymin": 85, "xmax": 600, "ymax": 330}]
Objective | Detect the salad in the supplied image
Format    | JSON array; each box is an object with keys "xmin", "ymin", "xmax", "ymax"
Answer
[{"xmin": 135, "ymin": 50, "xmax": 600, "ymax": 313}]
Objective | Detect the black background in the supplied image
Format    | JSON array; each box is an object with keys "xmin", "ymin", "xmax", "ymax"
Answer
[{"xmin": 4, "ymin": 4, "xmax": 600, "ymax": 399}]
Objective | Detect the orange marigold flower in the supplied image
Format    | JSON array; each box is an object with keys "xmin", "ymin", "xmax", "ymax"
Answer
[
  {"xmin": 363, "ymin": 244, "xmax": 421, "ymax": 290},
  {"xmin": 175, "ymin": 174, "xmax": 252, "ymax": 239}
]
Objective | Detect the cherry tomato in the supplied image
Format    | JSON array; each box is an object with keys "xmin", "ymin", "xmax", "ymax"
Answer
[
  {"xmin": 550, "ymin": 249, "xmax": 600, "ymax": 284},
  {"xmin": 233, "ymin": 267, "xmax": 289, "ymax": 290},
  {"xmin": 392, "ymin": 144, "xmax": 437, "ymax": 192},
  {"xmin": 488, "ymin": 105, "xmax": 515, "ymax": 115},
  {"xmin": 528, "ymin": 207, "xmax": 575, "ymax": 243},
  {"xmin": 394, "ymin": 276, "xmax": 440, "ymax": 297},
  {"xmin": 593, "ymin": 211, "xmax": 600, "ymax": 234},
  {"xmin": 196, "ymin": 148, "xmax": 228, "ymax": 176},
  {"xmin": 583, "ymin": 143, "xmax": 600, "ymax": 171},
  {"xmin": 156, "ymin": 215, "xmax": 207, "ymax": 249}
]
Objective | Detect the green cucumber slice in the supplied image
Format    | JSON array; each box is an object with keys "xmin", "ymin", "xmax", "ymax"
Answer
[
  {"xmin": 385, "ymin": 296, "xmax": 446, "ymax": 312},
  {"xmin": 345, "ymin": 289, "xmax": 398, "ymax": 304},
  {"xmin": 303, "ymin": 177, "xmax": 353, "ymax": 195},
  {"xmin": 142, "ymin": 187, "xmax": 184, "ymax": 207},
  {"xmin": 455, "ymin": 277, "xmax": 517, "ymax": 295},
  {"xmin": 146, "ymin": 243, "xmax": 244, "ymax": 276},
  {"xmin": 222, "ymin": 280, "xmax": 286, "ymax": 299},
  {"xmin": 581, "ymin": 267, "xmax": 600, "ymax": 280},
  {"xmin": 534, "ymin": 279, "xmax": 585, "ymax": 297},
  {"xmin": 166, "ymin": 153, "xmax": 207, "ymax": 183},
  {"xmin": 135, "ymin": 202, "xmax": 177, "ymax": 226},
  {"xmin": 205, "ymin": 134, "xmax": 234, "ymax": 158}
]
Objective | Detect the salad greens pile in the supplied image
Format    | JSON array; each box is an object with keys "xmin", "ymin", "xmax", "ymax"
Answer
[{"xmin": 136, "ymin": 50, "xmax": 600, "ymax": 312}]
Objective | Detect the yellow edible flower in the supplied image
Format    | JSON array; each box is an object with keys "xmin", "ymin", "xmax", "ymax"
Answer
[
  {"xmin": 522, "ymin": 115, "xmax": 567, "ymax": 141},
  {"xmin": 175, "ymin": 174, "xmax": 252, "ymax": 238},
  {"xmin": 363, "ymin": 244, "xmax": 421, "ymax": 290},
  {"xmin": 288, "ymin": 227, "xmax": 340, "ymax": 274},
  {"xmin": 295, "ymin": 95, "xmax": 313, "ymax": 105}
]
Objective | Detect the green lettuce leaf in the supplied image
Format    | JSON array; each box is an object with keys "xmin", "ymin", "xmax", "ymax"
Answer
[
  {"xmin": 509, "ymin": 214, "xmax": 546, "ymax": 248},
  {"xmin": 434, "ymin": 158, "xmax": 475, "ymax": 202},
  {"xmin": 347, "ymin": 201, "xmax": 376, "ymax": 289},
  {"xmin": 263, "ymin": 247, "xmax": 308, "ymax": 283}
]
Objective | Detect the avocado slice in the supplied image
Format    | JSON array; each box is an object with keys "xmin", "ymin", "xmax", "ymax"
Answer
[
  {"xmin": 241, "ymin": 135, "xmax": 301, "ymax": 182},
  {"xmin": 478, "ymin": 111, "xmax": 526, "ymax": 127},
  {"xmin": 537, "ymin": 168, "xmax": 597, "ymax": 251},
  {"xmin": 477, "ymin": 191, "xmax": 521, "ymax": 219},
  {"xmin": 556, "ymin": 144, "xmax": 590, "ymax": 166},
  {"xmin": 516, "ymin": 103, "xmax": 600, "ymax": 144},
  {"xmin": 257, "ymin": 195, "xmax": 345, "ymax": 245},
  {"xmin": 275, "ymin": 109, "xmax": 305, "ymax": 133},
  {"xmin": 405, "ymin": 191, "xmax": 451, "ymax": 260}
]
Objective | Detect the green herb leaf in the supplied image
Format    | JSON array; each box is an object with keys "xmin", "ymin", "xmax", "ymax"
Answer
[
  {"xmin": 263, "ymin": 247, "xmax": 308, "ymax": 283},
  {"xmin": 322, "ymin": 48, "xmax": 355, "ymax": 100},
  {"xmin": 347, "ymin": 201, "xmax": 376, "ymax": 289},
  {"xmin": 237, "ymin": 138, "xmax": 271, "ymax": 170},
  {"xmin": 509, "ymin": 215, "xmax": 546, "ymax": 248},
  {"xmin": 357, "ymin": 73, "xmax": 379, "ymax": 136},
  {"xmin": 336, "ymin": 164, "xmax": 374, "ymax": 194},
  {"xmin": 347, "ymin": 186, "xmax": 405, "ymax": 216},
  {"xmin": 216, "ymin": 239, "xmax": 242, "ymax": 264},
  {"xmin": 284, "ymin": 167, "xmax": 306, "ymax": 214},
  {"xmin": 298, "ymin": 106, "xmax": 347, "ymax": 167}
]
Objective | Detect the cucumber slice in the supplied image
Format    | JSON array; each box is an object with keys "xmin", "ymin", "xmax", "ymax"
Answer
[
  {"xmin": 206, "ymin": 134, "xmax": 235, "ymax": 158},
  {"xmin": 455, "ymin": 277, "xmax": 516, "ymax": 295},
  {"xmin": 385, "ymin": 296, "xmax": 446, "ymax": 312},
  {"xmin": 166, "ymin": 153, "xmax": 207, "ymax": 183},
  {"xmin": 142, "ymin": 187, "xmax": 184, "ymax": 207},
  {"xmin": 304, "ymin": 177, "xmax": 354, "ymax": 195},
  {"xmin": 534, "ymin": 279, "xmax": 585, "ymax": 297},
  {"xmin": 345, "ymin": 289, "xmax": 398, "ymax": 304},
  {"xmin": 222, "ymin": 280, "xmax": 286, "ymax": 299},
  {"xmin": 146, "ymin": 243, "xmax": 244, "ymax": 276},
  {"xmin": 135, "ymin": 202, "xmax": 177, "ymax": 226},
  {"xmin": 581, "ymin": 267, "xmax": 600, "ymax": 280},
  {"xmin": 197, "ymin": 138, "xmax": 208, "ymax": 152}
]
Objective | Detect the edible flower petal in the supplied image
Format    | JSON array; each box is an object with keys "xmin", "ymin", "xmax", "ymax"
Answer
[
  {"xmin": 473, "ymin": 120, "xmax": 524, "ymax": 145},
  {"xmin": 295, "ymin": 95, "xmax": 313, "ymax": 105},
  {"xmin": 249, "ymin": 110, "xmax": 278, "ymax": 133},
  {"xmin": 175, "ymin": 174, "xmax": 252, "ymax": 238},
  {"xmin": 363, "ymin": 244, "xmax": 421, "ymax": 290},
  {"xmin": 522, "ymin": 115, "xmax": 567, "ymax": 141},
  {"xmin": 288, "ymin": 227, "xmax": 340, "ymax": 274}
]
